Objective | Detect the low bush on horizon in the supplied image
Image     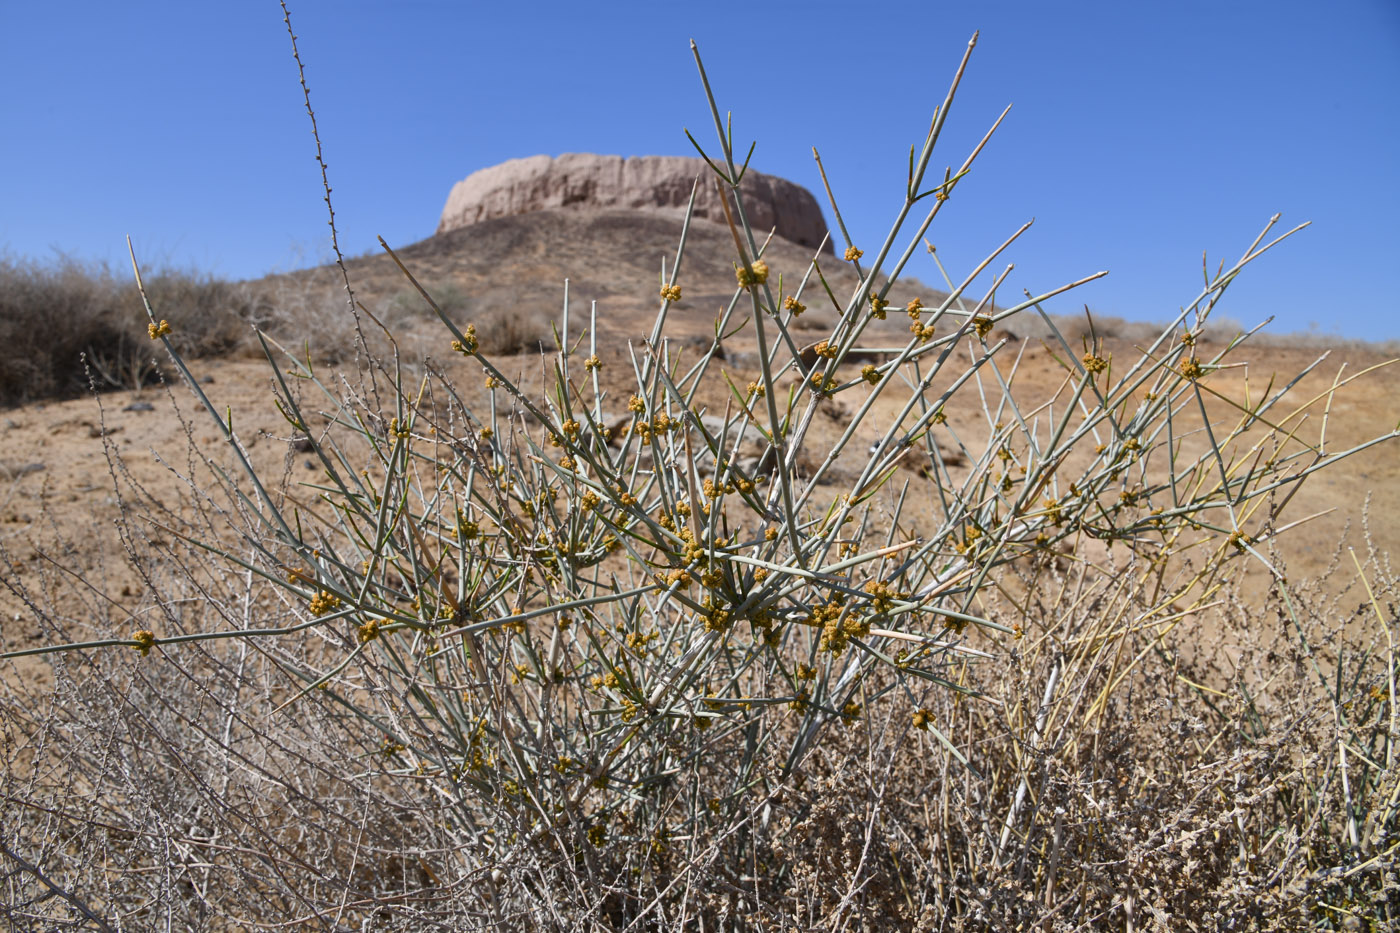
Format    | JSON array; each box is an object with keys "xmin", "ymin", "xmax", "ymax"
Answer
[
  {"xmin": 0, "ymin": 255, "xmax": 269, "ymax": 405},
  {"xmin": 3, "ymin": 25, "xmax": 1398, "ymax": 932}
]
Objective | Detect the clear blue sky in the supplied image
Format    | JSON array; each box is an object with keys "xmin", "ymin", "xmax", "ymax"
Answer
[{"xmin": 3, "ymin": 1, "xmax": 1397, "ymax": 339}]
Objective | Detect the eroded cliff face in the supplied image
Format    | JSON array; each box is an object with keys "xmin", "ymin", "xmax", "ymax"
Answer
[{"xmin": 437, "ymin": 153, "xmax": 832, "ymax": 253}]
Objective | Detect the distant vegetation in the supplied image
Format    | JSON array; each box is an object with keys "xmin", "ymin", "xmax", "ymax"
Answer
[
  {"xmin": 4, "ymin": 249, "xmax": 1390, "ymax": 412},
  {"xmin": 0, "ymin": 255, "xmax": 264, "ymax": 405},
  {"xmin": 0, "ymin": 253, "xmax": 568, "ymax": 408}
]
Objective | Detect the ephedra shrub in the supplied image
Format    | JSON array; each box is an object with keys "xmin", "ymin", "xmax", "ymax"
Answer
[{"xmin": 3, "ymin": 33, "xmax": 1397, "ymax": 931}]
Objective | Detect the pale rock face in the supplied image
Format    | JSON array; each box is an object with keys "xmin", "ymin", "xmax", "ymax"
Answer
[{"xmin": 437, "ymin": 154, "xmax": 832, "ymax": 253}]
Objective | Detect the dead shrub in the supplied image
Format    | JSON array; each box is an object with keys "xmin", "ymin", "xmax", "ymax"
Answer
[{"xmin": 0, "ymin": 255, "xmax": 265, "ymax": 405}]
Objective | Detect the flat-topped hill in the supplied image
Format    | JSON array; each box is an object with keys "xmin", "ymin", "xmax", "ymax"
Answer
[{"xmin": 437, "ymin": 153, "xmax": 834, "ymax": 255}]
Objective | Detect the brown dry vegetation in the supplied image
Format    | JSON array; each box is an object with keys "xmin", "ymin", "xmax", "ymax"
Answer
[{"xmin": 0, "ymin": 255, "xmax": 271, "ymax": 405}]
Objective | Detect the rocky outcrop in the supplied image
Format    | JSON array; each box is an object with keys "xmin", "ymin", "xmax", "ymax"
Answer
[{"xmin": 437, "ymin": 154, "xmax": 831, "ymax": 253}]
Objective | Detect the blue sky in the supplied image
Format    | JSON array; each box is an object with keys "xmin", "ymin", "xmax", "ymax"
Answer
[{"xmin": 2, "ymin": 1, "xmax": 1397, "ymax": 339}]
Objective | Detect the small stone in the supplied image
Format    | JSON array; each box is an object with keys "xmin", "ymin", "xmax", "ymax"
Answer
[
  {"xmin": 123, "ymin": 401, "xmax": 155, "ymax": 412},
  {"xmin": 200, "ymin": 375, "xmax": 215, "ymax": 384}
]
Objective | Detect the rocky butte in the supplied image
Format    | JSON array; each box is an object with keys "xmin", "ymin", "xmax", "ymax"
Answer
[{"xmin": 437, "ymin": 153, "xmax": 833, "ymax": 254}]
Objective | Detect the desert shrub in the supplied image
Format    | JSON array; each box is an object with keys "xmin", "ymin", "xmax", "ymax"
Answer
[
  {"xmin": 395, "ymin": 285, "xmax": 552, "ymax": 354},
  {"xmin": 0, "ymin": 254, "xmax": 269, "ymax": 405},
  {"xmin": 475, "ymin": 303, "xmax": 553, "ymax": 355},
  {"xmin": 249, "ymin": 275, "xmax": 552, "ymax": 368},
  {"xmin": 390, "ymin": 278, "xmax": 470, "ymax": 320},
  {"xmin": 3, "ymin": 30, "xmax": 1397, "ymax": 932},
  {"xmin": 239, "ymin": 268, "xmax": 364, "ymax": 365}
]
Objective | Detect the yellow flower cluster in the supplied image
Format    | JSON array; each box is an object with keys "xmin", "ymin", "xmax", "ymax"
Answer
[
  {"xmin": 625, "ymin": 630, "xmax": 657, "ymax": 651},
  {"xmin": 633, "ymin": 412, "xmax": 679, "ymax": 444},
  {"xmin": 131, "ymin": 629, "xmax": 156, "ymax": 656},
  {"xmin": 456, "ymin": 323, "xmax": 484, "ymax": 353},
  {"xmin": 660, "ymin": 284, "xmax": 682, "ymax": 302},
  {"xmin": 675, "ymin": 526, "xmax": 705, "ymax": 564},
  {"xmin": 451, "ymin": 324, "xmax": 479, "ymax": 355},
  {"xmin": 147, "ymin": 320, "xmax": 172, "ymax": 340},
  {"xmin": 1179, "ymin": 357, "xmax": 1205, "ymax": 380},
  {"xmin": 309, "ymin": 589, "xmax": 342, "ymax": 616},
  {"xmin": 700, "ymin": 596, "xmax": 733, "ymax": 633},
  {"xmin": 702, "ymin": 477, "xmax": 734, "ymax": 499},
  {"xmin": 735, "ymin": 259, "xmax": 769, "ymax": 290},
  {"xmin": 590, "ymin": 671, "xmax": 621, "ymax": 690},
  {"xmin": 814, "ymin": 597, "xmax": 867, "ymax": 655},
  {"xmin": 862, "ymin": 579, "xmax": 901, "ymax": 614},
  {"xmin": 955, "ymin": 524, "xmax": 983, "ymax": 556}
]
